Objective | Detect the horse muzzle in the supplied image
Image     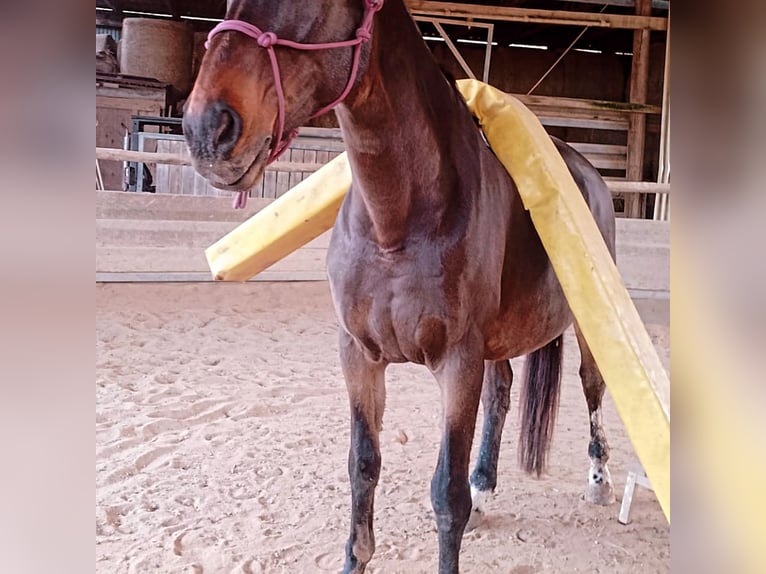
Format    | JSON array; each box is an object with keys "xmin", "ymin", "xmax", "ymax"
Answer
[{"xmin": 183, "ymin": 98, "xmax": 272, "ymax": 191}]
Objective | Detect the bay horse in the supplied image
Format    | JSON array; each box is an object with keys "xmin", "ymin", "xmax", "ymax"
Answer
[{"xmin": 184, "ymin": 1, "xmax": 616, "ymax": 572}]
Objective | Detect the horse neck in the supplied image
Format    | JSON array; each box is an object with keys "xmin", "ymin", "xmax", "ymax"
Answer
[{"xmin": 334, "ymin": 0, "xmax": 479, "ymax": 249}]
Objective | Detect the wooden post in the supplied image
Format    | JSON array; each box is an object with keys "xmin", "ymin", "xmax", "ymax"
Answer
[{"xmin": 625, "ymin": 0, "xmax": 652, "ymax": 218}]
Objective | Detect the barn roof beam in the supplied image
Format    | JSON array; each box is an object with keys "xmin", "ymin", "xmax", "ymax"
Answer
[
  {"xmin": 552, "ymin": 0, "xmax": 669, "ymax": 9},
  {"xmin": 405, "ymin": 1, "xmax": 668, "ymax": 31},
  {"xmin": 414, "ymin": 16, "xmax": 494, "ymax": 82}
]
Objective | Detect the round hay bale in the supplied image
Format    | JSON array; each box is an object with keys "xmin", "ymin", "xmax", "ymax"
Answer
[{"xmin": 120, "ymin": 18, "xmax": 194, "ymax": 93}]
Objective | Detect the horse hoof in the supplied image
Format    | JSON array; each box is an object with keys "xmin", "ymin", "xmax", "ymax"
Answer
[
  {"xmin": 341, "ymin": 560, "xmax": 367, "ymax": 574},
  {"xmin": 585, "ymin": 463, "xmax": 615, "ymax": 505},
  {"xmin": 465, "ymin": 508, "xmax": 484, "ymax": 532},
  {"xmin": 466, "ymin": 484, "xmax": 491, "ymax": 531},
  {"xmin": 470, "ymin": 484, "xmax": 491, "ymax": 514},
  {"xmin": 585, "ymin": 482, "xmax": 616, "ymax": 505}
]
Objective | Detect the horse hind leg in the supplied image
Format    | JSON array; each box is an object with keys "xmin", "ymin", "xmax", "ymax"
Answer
[
  {"xmin": 575, "ymin": 325, "xmax": 616, "ymax": 505},
  {"xmin": 339, "ymin": 331, "xmax": 387, "ymax": 574},
  {"xmin": 468, "ymin": 360, "xmax": 513, "ymax": 529}
]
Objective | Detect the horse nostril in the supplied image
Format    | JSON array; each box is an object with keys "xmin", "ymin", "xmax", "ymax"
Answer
[
  {"xmin": 183, "ymin": 100, "xmax": 244, "ymax": 160},
  {"xmin": 211, "ymin": 101, "xmax": 242, "ymax": 154}
]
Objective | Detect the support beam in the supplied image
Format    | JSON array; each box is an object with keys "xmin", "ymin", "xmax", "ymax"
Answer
[
  {"xmin": 414, "ymin": 16, "xmax": 494, "ymax": 82},
  {"xmin": 527, "ymin": 25, "xmax": 590, "ymax": 95},
  {"xmin": 433, "ymin": 21, "xmax": 476, "ymax": 80},
  {"xmin": 483, "ymin": 24, "xmax": 494, "ymax": 83},
  {"xmin": 405, "ymin": 1, "xmax": 668, "ymax": 31},
  {"xmin": 552, "ymin": 0, "xmax": 669, "ymax": 9},
  {"xmin": 625, "ymin": 0, "xmax": 653, "ymax": 218},
  {"xmin": 527, "ymin": 4, "xmax": 607, "ymax": 95},
  {"xmin": 654, "ymin": 12, "xmax": 671, "ymax": 221},
  {"xmin": 607, "ymin": 181, "xmax": 669, "ymax": 195}
]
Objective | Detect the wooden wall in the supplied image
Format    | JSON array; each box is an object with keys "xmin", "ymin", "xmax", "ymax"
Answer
[
  {"xmin": 96, "ymin": 84, "xmax": 167, "ymax": 190},
  {"xmin": 431, "ymin": 41, "xmax": 666, "ymax": 184},
  {"xmin": 97, "ymin": 30, "xmax": 666, "ymax": 216},
  {"xmin": 150, "ymin": 121, "xmax": 634, "ymax": 214}
]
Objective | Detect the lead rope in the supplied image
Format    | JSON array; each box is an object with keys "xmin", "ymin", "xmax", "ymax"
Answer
[{"xmin": 205, "ymin": 0, "xmax": 384, "ymax": 208}]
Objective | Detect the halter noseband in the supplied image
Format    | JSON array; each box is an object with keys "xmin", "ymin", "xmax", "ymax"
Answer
[{"xmin": 205, "ymin": 0, "xmax": 384, "ymax": 208}]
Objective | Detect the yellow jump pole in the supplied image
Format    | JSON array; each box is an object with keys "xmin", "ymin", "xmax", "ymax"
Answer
[
  {"xmin": 205, "ymin": 154, "xmax": 351, "ymax": 282},
  {"xmin": 456, "ymin": 79, "xmax": 669, "ymax": 522},
  {"xmin": 205, "ymin": 80, "xmax": 670, "ymax": 522}
]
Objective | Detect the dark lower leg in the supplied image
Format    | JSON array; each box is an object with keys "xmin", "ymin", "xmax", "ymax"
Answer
[
  {"xmin": 431, "ymin": 346, "xmax": 484, "ymax": 573},
  {"xmin": 469, "ymin": 360, "xmax": 513, "ymax": 520},
  {"xmin": 432, "ymin": 429, "xmax": 475, "ymax": 574},
  {"xmin": 344, "ymin": 407, "xmax": 381, "ymax": 573},
  {"xmin": 340, "ymin": 331, "xmax": 386, "ymax": 574},
  {"xmin": 576, "ymin": 327, "xmax": 615, "ymax": 505}
]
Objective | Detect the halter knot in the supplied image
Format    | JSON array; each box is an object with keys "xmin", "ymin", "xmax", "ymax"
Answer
[
  {"xmin": 257, "ymin": 31, "xmax": 278, "ymax": 48},
  {"xmin": 355, "ymin": 27, "xmax": 372, "ymax": 41}
]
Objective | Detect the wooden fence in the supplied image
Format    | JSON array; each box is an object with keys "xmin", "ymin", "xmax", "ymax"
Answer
[
  {"xmin": 152, "ymin": 128, "xmax": 344, "ymax": 199},
  {"xmin": 96, "ymin": 190, "xmax": 669, "ymax": 304},
  {"xmin": 97, "ymin": 95, "xmax": 665, "ymax": 217}
]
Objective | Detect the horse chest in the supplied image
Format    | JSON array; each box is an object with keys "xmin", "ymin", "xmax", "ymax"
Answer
[{"xmin": 329, "ymin": 253, "xmax": 450, "ymax": 365}]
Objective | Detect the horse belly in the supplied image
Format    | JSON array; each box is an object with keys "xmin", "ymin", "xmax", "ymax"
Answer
[{"xmin": 484, "ymin": 277, "xmax": 573, "ymax": 360}]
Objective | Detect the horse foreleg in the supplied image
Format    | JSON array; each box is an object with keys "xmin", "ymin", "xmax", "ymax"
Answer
[
  {"xmin": 340, "ymin": 330, "xmax": 387, "ymax": 574},
  {"xmin": 575, "ymin": 325, "xmax": 616, "ymax": 505},
  {"xmin": 431, "ymin": 341, "xmax": 484, "ymax": 574},
  {"xmin": 468, "ymin": 360, "xmax": 513, "ymax": 529}
]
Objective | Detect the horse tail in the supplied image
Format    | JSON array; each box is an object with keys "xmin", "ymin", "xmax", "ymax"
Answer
[{"xmin": 519, "ymin": 334, "xmax": 564, "ymax": 477}]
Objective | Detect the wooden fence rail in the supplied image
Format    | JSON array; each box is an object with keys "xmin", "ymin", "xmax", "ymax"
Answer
[
  {"xmin": 96, "ymin": 147, "xmax": 323, "ymax": 174},
  {"xmin": 96, "ymin": 147, "xmax": 670, "ymax": 196}
]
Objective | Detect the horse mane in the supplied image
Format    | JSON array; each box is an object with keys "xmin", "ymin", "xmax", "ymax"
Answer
[
  {"xmin": 438, "ymin": 66, "xmax": 484, "ymax": 132},
  {"xmin": 438, "ymin": 67, "xmax": 465, "ymax": 103}
]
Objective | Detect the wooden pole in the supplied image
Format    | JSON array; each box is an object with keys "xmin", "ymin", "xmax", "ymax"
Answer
[
  {"xmin": 95, "ymin": 148, "xmax": 325, "ymax": 173},
  {"xmin": 97, "ymin": 147, "xmax": 192, "ymax": 166},
  {"xmin": 97, "ymin": 147, "xmax": 668, "ymax": 195},
  {"xmin": 625, "ymin": 0, "xmax": 652, "ymax": 218},
  {"xmin": 433, "ymin": 21, "xmax": 477, "ymax": 80},
  {"xmin": 527, "ymin": 26, "xmax": 591, "ymax": 95},
  {"xmin": 482, "ymin": 24, "xmax": 493, "ymax": 84},
  {"xmin": 654, "ymin": 12, "xmax": 671, "ymax": 221},
  {"xmin": 607, "ymin": 181, "xmax": 669, "ymax": 195}
]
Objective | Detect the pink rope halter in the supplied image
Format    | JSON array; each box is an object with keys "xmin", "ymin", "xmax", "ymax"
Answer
[{"xmin": 205, "ymin": 0, "xmax": 384, "ymax": 208}]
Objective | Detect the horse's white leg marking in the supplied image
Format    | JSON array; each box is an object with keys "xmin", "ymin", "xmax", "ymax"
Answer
[
  {"xmin": 586, "ymin": 460, "xmax": 615, "ymax": 504},
  {"xmin": 585, "ymin": 410, "xmax": 616, "ymax": 505},
  {"xmin": 466, "ymin": 483, "xmax": 491, "ymax": 531},
  {"xmin": 470, "ymin": 483, "xmax": 490, "ymax": 515}
]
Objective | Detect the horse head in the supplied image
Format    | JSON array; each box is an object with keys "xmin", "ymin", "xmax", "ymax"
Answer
[{"xmin": 183, "ymin": 0, "xmax": 382, "ymax": 193}]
